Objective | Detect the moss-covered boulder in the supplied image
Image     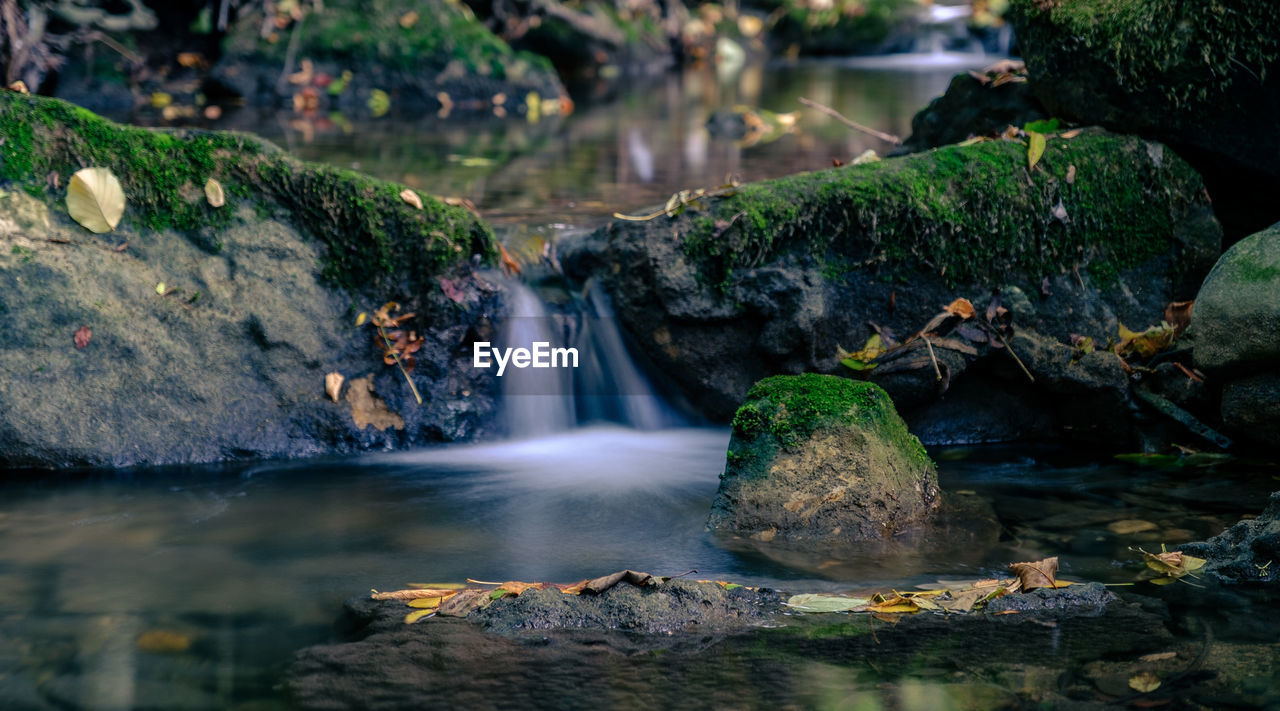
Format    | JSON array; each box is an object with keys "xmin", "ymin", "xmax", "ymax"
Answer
[
  {"xmin": 1191, "ymin": 224, "xmax": 1280, "ymax": 446},
  {"xmin": 562, "ymin": 129, "xmax": 1220, "ymax": 422},
  {"xmin": 0, "ymin": 92, "xmax": 503, "ymax": 469},
  {"xmin": 900, "ymin": 69, "xmax": 1048, "ymax": 153},
  {"xmin": 1008, "ymin": 0, "xmax": 1280, "ymax": 237},
  {"xmin": 212, "ymin": 0, "xmax": 565, "ymax": 115},
  {"xmin": 707, "ymin": 374, "xmax": 939, "ymax": 542}
]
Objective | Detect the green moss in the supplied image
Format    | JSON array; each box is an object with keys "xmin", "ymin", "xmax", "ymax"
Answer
[
  {"xmin": 679, "ymin": 130, "xmax": 1204, "ymax": 290},
  {"xmin": 0, "ymin": 92, "xmax": 495, "ymax": 296},
  {"xmin": 1010, "ymin": 0, "xmax": 1280, "ymax": 110}
]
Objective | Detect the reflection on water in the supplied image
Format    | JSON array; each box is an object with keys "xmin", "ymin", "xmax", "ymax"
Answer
[
  {"xmin": 232, "ymin": 60, "xmax": 984, "ymax": 229},
  {"xmin": 1, "ymin": 435, "xmax": 1274, "ymax": 709}
]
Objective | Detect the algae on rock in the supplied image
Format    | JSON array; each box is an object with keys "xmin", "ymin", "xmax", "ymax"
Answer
[{"xmin": 708, "ymin": 374, "xmax": 940, "ymax": 542}]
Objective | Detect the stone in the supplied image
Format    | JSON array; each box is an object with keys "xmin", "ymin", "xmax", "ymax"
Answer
[
  {"xmin": 1220, "ymin": 373, "xmax": 1280, "ymax": 448},
  {"xmin": 707, "ymin": 374, "xmax": 940, "ymax": 542},
  {"xmin": 1192, "ymin": 224, "xmax": 1280, "ymax": 373},
  {"xmin": 1180, "ymin": 492, "xmax": 1280, "ymax": 586}
]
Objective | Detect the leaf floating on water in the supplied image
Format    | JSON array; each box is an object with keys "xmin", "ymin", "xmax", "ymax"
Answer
[
  {"xmin": 1107, "ymin": 519, "xmax": 1158, "ymax": 535},
  {"xmin": 1009, "ymin": 556, "xmax": 1059, "ymax": 592},
  {"xmin": 866, "ymin": 594, "xmax": 920, "ymax": 614},
  {"xmin": 1128, "ymin": 671, "xmax": 1161, "ymax": 693},
  {"xmin": 399, "ymin": 188, "xmax": 423, "ymax": 210},
  {"xmin": 1027, "ymin": 131, "xmax": 1047, "ymax": 171},
  {"xmin": 204, "ymin": 178, "xmax": 225, "ymax": 208},
  {"xmin": 67, "ymin": 167, "xmax": 125, "ymax": 233},
  {"xmin": 785, "ymin": 594, "xmax": 870, "ymax": 612},
  {"xmin": 74, "ymin": 325, "xmax": 91, "ymax": 350},
  {"xmin": 325, "ymin": 371, "xmax": 344, "ymax": 402}
]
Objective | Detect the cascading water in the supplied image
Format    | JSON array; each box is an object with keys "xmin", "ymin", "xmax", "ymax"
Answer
[{"xmin": 497, "ymin": 276, "xmax": 682, "ymax": 439}]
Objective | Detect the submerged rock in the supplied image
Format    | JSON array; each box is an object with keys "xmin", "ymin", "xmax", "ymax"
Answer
[
  {"xmin": 562, "ymin": 129, "xmax": 1220, "ymax": 430},
  {"xmin": 707, "ymin": 374, "xmax": 940, "ymax": 542},
  {"xmin": 0, "ymin": 93, "xmax": 503, "ymax": 468},
  {"xmin": 1008, "ymin": 0, "xmax": 1280, "ymax": 237},
  {"xmin": 212, "ymin": 0, "xmax": 566, "ymax": 115}
]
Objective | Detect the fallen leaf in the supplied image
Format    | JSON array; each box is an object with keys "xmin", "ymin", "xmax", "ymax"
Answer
[
  {"xmin": 404, "ymin": 608, "xmax": 434, "ymax": 624},
  {"xmin": 136, "ymin": 630, "xmax": 191, "ymax": 653},
  {"xmin": 1066, "ymin": 164, "xmax": 1076, "ymax": 183},
  {"xmin": 1060, "ymin": 128, "xmax": 1083, "ymax": 139},
  {"xmin": 1139, "ymin": 651, "xmax": 1178, "ymax": 662},
  {"xmin": 406, "ymin": 596, "xmax": 445, "ymax": 608},
  {"xmin": 67, "ymin": 167, "xmax": 126, "ymax": 233},
  {"xmin": 850, "ymin": 149, "xmax": 880, "ymax": 165},
  {"xmin": 1117, "ymin": 322, "xmax": 1175, "ymax": 359},
  {"xmin": 399, "ymin": 188, "xmax": 423, "ymax": 210},
  {"xmin": 839, "ymin": 333, "xmax": 883, "ymax": 371},
  {"xmin": 499, "ymin": 243, "xmax": 521, "ymax": 277},
  {"xmin": 785, "ymin": 594, "xmax": 870, "ymax": 612},
  {"xmin": 1009, "ymin": 556, "xmax": 1059, "ymax": 592},
  {"xmin": 436, "ymin": 589, "xmax": 492, "ymax": 617},
  {"xmin": 1051, "ymin": 199, "xmax": 1069, "ymax": 222},
  {"xmin": 355, "ymin": 312, "xmax": 367, "ymax": 326},
  {"xmin": 1163, "ymin": 300, "xmax": 1193, "ymax": 338},
  {"xmin": 399, "ymin": 10, "xmax": 419, "ymax": 28},
  {"xmin": 867, "ymin": 594, "xmax": 920, "ymax": 614},
  {"xmin": 1129, "ymin": 671, "xmax": 1161, "ymax": 693},
  {"xmin": 204, "ymin": 178, "xmax": 225, "ymax": 208},
  {"xmin": 1027, "ymin": 131, "xmax": 1047, "ymax": 171},
  {"xmin": 937, "ymin": 587, "xmax": 986, "ymax": 613},
  {"xmin": 74, "ymin": 325, "xmax": 91, "ymax": 349},
  {"xmin": 944, "ymin": 298, "xmax": 976, "ymax": 319},
  {"xmin": 325, "ymin": 371, "xmax": 344, "ymax": 402},
  {"xmin": 1108, "ymin": 519, "xmax": 1158, "ymax": 535},
  {"xmin": 494, "ymin": 581, "xmax": 545, "ymax": 595},
  {"xmin": 155, "ymin": 282, "xmax": 166, "ymax": 295}
]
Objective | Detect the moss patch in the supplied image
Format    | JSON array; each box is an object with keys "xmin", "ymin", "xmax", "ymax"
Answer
[
  {"xmin": 677, "ymin": 130, "xmax": 1205, "ymax": 290},
  {"xmin": 0, "ymin": 92, "xmax": 494, "ymax": 296}
]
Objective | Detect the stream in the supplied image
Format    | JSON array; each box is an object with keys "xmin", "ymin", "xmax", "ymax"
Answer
[{"xmin": 3, "ymin": 58, "xmax": 1279, "ymax": 710}]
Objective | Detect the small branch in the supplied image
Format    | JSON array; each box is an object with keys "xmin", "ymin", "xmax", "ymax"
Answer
[
  {"xmin": 923, "ymin": 335, "xmax": 942, "ymax": 382},
  {"xmin": 377, "ymin": 326, "xmax": 424, "ymax": 405},
  {"xmin": 995, "ymin": 330, "xmax": 1035, "ymax": 383},
  {"xmin": 799, "ymin": 97, "xmax": 901, "ymax": 146}
]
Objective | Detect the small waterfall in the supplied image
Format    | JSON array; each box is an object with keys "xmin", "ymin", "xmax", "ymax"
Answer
[
  {"xmin": 496, "ymin": 277, "xmax": 681, "ymax": 438},
  {"xmin": 498, "ymin": 281, "xmax": 576, "ymax": 439}
]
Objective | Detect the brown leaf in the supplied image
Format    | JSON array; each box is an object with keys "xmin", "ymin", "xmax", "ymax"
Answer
[
  {"xmin": 73, "ymin": 325, "xmax": 91, "ymax": 349},
  {"xmin": 1066, "ymin": 164, "xmax": 1076, "ymax": 184},
  {"xmin": 399, "ymin": 188, "xmax": 423, "ymax": 210},
  {"xmin": 1060, "ymin": 128, "xmax": 1083, "ymax": 139},
  {"xmin": 945, "ymin": 298, "xmax": 975, "ymax": 319},
  {"xmin": 436, "ymin": 589, "xmax": 491, "ymax": 617},
  {"xmin": 495, "ymin": 581, "xmax": 545, "ymax": 595},
  {"xmin": 1009, "ymin": 556, "xmax": 1059, "ymax": 592},
  {"xmin": 1163, "ymin": 300, "xmax": 1193, "ymax": 338},
  {"xmin": 325, "ymin": 371, "xmax": 344, "ymax": 402},
  {"xmin": 499, "ymin": 243, "xmax": 521, "ymax": 277},
  {"xmin": 581, "ymin": 570, "xmax": 654, "ymax": 595}
]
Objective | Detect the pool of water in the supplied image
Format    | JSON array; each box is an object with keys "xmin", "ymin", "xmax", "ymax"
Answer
[{"xmin": 1, "ymin": 430, "xmax": 1275, "ymax": 709}]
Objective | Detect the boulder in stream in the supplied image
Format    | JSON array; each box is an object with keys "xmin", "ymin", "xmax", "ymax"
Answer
[
  {"xmin": 0, "ymin": 92, "xmax": 504, "ymax": 468},
  {"xmin": 707, "ymin": 374, "xmax": 940, "ymax": 542}
]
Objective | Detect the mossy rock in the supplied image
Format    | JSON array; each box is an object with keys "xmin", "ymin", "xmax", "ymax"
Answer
[
  {"xmin": 1008, "ymin": 0, "xmax": 1280, "ymax": 236},
  {"xmin": 561, "ymin": 129, "xmax": 1220, "ymax": 421},
  {"xmin": 1192, "ymin": 223, "xmax": 1280, "ymax": 374},
  {"xmin": 0, "ymin": 93, "xmax": 502, "ymax": 468},
  {"xmin": 214, "ymin": 0, "xmax": 564, "ymax": 113},
  {"xmin": 708, "ymin": 374, "xmax": 940, "ymax": 542}
]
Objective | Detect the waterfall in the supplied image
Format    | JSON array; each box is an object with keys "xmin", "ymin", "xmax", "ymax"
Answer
[
  {"xmin": 498, "ymin": 281, "xmax": 576, "ymax": 439},
  {"xmin": 496, "ymin": 277, "xmax": 681, "ymax": 438}
]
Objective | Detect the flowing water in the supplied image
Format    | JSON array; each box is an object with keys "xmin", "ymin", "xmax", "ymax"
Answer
[{"xmin": 4, "ymin": 59, "xmax": 1280, "ymax": 709}]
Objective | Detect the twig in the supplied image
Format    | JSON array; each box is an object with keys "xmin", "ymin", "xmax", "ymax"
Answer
[
  {"xmin": 377, "ymin": 326, "xmax": 424, "ymax": 404},
  {"xmin": 923, "ymin": 336, "xmax": 942, "ymax": 382},
  {"xmin": 799, "ymin": 97, "xmax": 901, "ymax": 146},
  {"xmin": 995, "ymin": 330, "xmax": 1035, "ymax": 383}
]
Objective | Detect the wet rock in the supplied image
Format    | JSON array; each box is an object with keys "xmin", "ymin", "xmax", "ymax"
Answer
[
  {"xmin": 1008, "ymin": 0, "xmax": 1280, "ymax": 237},
  {"xmin": 1192, "ymin": 224, "xmax": 1280, "ymax": 374},
  {"xmin": 707, "ymin": 374, "xmax": 940, "ymax": 542},
  {"xmin": 985, "ymin": 582, "xmax": 1116, "ymax": 615},
  {"xmin": 0, "ymin": 93, "xmax": 504, "ymax": 469},
  {"xmin": 562, "ymin": 130, "xmax": 1220, "ymax": 428},
  {"xmin": 900, "ymin": 71, "xmax": 1048, "ymax": 153},
  {"xmin": 1220, "ymin": 374, "xmax": 1280, "ymax": 448},
  {"xmin": 211, "ymin": 0, "xmax": 565, "ymax": 115},
  {"xmin": 1180, "ymin": 492, "xmax": 1280, "ymax": 585}
]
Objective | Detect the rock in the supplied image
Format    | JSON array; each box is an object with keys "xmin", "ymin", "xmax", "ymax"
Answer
[
  {"xmin": 562, "ymin": 130, "xmax": 1220, "ymax": 424},
  {"xmin": 0, "ymin": 93, "xmax": 505, "ymax": 468},
  {"xmin": 1220, "ymin": 373, "xmax": 1280, "ymax": 448},
  {"xmin": 984, "ymin": 581, "xmax": 1116, "ymax": 615},
  {"xmin": 707, "ymin": 374, "xmax": 940, "ymax": 542},
  {"xmin": 1192, "ymin": 224, "xmax": 1280, "ymax": 374},
  {"xmin": 900, "ymin": 71, "xmax": 1048, "ymax": 153},
  {"xmin": 1008, "ymin": 0, "xmax": 1280, "ymax": 237},
  {"xmin": 211, "ymin": 0, "xmax": 566, "ymax": 115},
  {"xmin": 1180, "ymin": 492, "xmax": 1280, "ymax": 585}
]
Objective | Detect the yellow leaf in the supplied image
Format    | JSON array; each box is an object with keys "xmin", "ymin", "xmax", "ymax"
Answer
[
  {"xmin": 136, "ymin": 629, "xmax": 191, "ymax": 653},
  {"xmin": 204, "ymin": 178, "xmax": 225, "ymax": 208},
  {"xmin": 149, "ymin": 92, "xmax": 172, "ymax": 108},
  {"xmin": 67, "ymin": 167, "xmax": 126, "ymax": 233},
  {"xmin": 1128, "ymin": 671, "xmax": 1161, "ymax": 693},
  {"xmin": 398, "ymin": 10, "xmax": 419, "ymax": 28},
  {"xmin": 325, "ymin": 371, "xmax": 344, "ymax": 402},
  {"xmin": 155, "ymin": 282, "xmax": 166, "ymax": 295},
  {"xmin": 407, "ymin": 596, "xmax": 443, "ymax": 608},
  {"xmin": 399, "ymin": 188, "xmax": 423, "ymax": 210},
  {"xmin": 406, "ymin": 582, "xmax": 466, "ymax": 589},
  {"xmin": 1027, "ymin": 131, "xmax": 1046, "ymax": 170},
  {"xmin": 404, "ymin": 608, "xmax": 434, "ymax": 624},
  {"xmin": 355, "ymin": 312, "xmax": 367, "ymax": 326},
  {"xmin": 867, "ymin": 594, "xmax": 920, "ymax": 614},
  {"xmin": 1117, "ymin": 322, "xmax": 1175, "ymax": 359}
]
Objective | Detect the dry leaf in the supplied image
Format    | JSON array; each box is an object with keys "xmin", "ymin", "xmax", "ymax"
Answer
[
  {"xmin": 136, "ymin": 630, "xmax": 192, "ymax": 653},
  {"xmin": 399, "ymin": 188, "xmax": 423, "ymax": 210},
  {"xmin": 404, "ymin": 608, "xmax": 434, "ymax": 624},
  {"xmin": 1060, "ymin": 128, "xmax": 1083, "ymax": 139},
  {"xmin": 399, "ymin": 10, "xmax": 419, "ymax": 28},
  {"xmin": 866, "ymin": 594, "xmax": 920, "ymax": 614},
  {"xmin": 325, "ymin": 371, "xmax": 344, "ymax": 402},
  {"xmin": 1117, "ymin": 323, "xmax": 1176, "ymax": 359},
  {"xmin": 1009, "ymin": 556, "xmax": 1059, "ymax": 592},
  {"xmin": 499, "ymin": 243, "xmax": 521, "ymax": 277},
  {"xmin": 1164, "ymin": 300, "xmax": 1193, "ymax": 338},
  {"xmin": 1108, "ymin": 519, "xmax": 1157, "ymax": 535},
  {"xmin": 67, "ymin": 167, "xmax": 125, "ymax": 233},
  {"xmin": 1128, "ymin": 671, "xmax": 1161, "ymax": 693},
  {"xmin": 74, "ymin": 325, "xmax": 91, "ymax": 350},
  {"xmin": 204, "ymin": 178, "xmax": 225, "ymax": 208},
  {"xmin": 1066, "ymin": 164, "xmax": 1076, "ymax": 184},
  {"xmin": 944, "ymin": 298, "xmax": 976, "ymax": 319}
]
